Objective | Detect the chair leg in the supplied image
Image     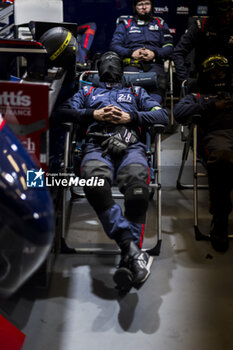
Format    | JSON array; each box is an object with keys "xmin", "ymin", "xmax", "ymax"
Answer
[
  {"xmin": 169, "ymin": 61, "xmax": 174, "ymax": 127},
  {"xmin": 176, "ymin": 125, "xmax": 193, "ymax": 189},
  {"xmin": 193, "ymin": 124, "xmax": 209, "ymax": 241},
  {"xmin": 146, "ymin": 132, "xmax": 162, "ymax": 256}
]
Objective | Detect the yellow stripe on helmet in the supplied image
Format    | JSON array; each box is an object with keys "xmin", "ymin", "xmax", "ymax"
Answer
[{"xmin": 50, "ymin": 31, "xmax": 72, "ymax": 61}]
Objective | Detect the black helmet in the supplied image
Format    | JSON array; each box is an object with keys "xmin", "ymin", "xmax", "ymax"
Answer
[
  {"xmin": 198, "ymin": 54, "xmax": 231, "ymax": 93},
  {"xmin": 40, "ymin": 26, "xmax": 78, "ymax": 70},
  {"xmin": 97, "ymin": 51, "xmax": 123, "ymax": 83}
]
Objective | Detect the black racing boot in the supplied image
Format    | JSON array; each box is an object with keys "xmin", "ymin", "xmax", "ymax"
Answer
[
  {"xmin": 210, "ymin": 217, "xmax": 229, "ymax": 252},
  {"xmin": 114, "ymin": 241, "xmax": 153, "ymax": 291}
]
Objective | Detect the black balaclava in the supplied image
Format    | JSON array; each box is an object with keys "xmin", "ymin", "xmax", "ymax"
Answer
[
  {"xmin": 197, "ymin": 55, "xmax": 232, "ymax": 94},
  {"xmin": 98, "ymin": 51, "xmax": 123, "ymax": 83},
  {"xmin": 132, "ymin": 0, "xmax": 154, "ymax": 22}
]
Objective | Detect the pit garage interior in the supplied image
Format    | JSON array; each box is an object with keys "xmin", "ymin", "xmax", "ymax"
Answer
[{"xmin": 0, "ymin": 1, "xmax": 233, "ymax": 350}]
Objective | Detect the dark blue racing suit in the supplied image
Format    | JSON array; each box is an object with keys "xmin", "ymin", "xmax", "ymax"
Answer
[
  {"xmin": 59, "ymin": 82, "xmax": 169, "ymax": 247},
  {"xmin": 174, "ymin": 92, "xmax": 233, "ymax": 220},
  {"xmin": 110, "ymin": 15, "xmax": 173, "ymax": 75},
  {"xmin": 173, "ymin": 17, "xmax": 233, "ymax": 83}
]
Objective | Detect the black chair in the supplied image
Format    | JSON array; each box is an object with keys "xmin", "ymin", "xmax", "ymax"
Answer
[
  {"xmin": 176, "ymin": 78, "xmax": 233, "ymax": 242},
  {"xmin": 176, "ymin": 79, "xmax": 211, "ymax": 241},
  {"xmin": 58, "ymin": 72, "xmax": 166, "ymax": 256}
]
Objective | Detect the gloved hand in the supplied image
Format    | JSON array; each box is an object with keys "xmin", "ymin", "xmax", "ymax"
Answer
[{"xmin": 101, "ymin": 127, "xmax": 139, "ymax": 158}]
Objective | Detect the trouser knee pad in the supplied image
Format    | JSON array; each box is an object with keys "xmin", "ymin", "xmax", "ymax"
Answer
[
  {"xmin": 84, "ymin": 179, "xmax": 114, "ymax": 214},
  {"xmin": 124, "ymin": 182, "xmax": 149, "ymax": 223}
]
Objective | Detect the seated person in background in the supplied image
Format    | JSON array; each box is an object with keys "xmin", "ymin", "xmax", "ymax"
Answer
[
  {"xmin": 174, "ymin": 55, "xmax": 233, "ymax": 252},
  {"xmin": 110, "ymin": 0, "xmax": 173, "ymax": 102},
  {"xmin": 173, "ymin": 0, "xmax": 233, "ymax": 85},
  {"xmin": 55, "ymin": 51, "xmax": 169, "ymax": 291},
  {"xmin": 76, "ymin": 22, "xmax": 97, "ymax": 70}
]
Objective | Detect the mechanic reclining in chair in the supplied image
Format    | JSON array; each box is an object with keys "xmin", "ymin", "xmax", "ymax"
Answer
[
  {"xmin": 55, "ymin": 51, "xmax": 169, "ymax": 291},
  {"xmin": 174, "ymin": 55, "xmax": 233, "ymax": 252}
]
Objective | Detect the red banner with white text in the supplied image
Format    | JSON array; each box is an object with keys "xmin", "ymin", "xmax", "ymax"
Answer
[{"xmin": 0, "ymin": 81, "xmax": 49, "ymax": 169}]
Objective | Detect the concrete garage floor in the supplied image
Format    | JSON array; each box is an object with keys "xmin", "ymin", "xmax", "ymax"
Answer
[{"xmin": 1, "ymin": 130, "xmax": 233, "ymax": 350}]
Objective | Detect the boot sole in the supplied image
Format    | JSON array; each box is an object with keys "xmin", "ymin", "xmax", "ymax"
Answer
[{"xmin": 113, "ymin": 267, "xmax": 133, "ymax": 292}]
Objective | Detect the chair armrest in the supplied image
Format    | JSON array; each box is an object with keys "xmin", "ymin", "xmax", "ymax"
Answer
[
  {"xmin": 180, "ymin": 113, "xmax": 202, "ymax": 127},
  {"xmin": 148, "ymin": 124, "xmax": 165, "ymax": 134},
  {"xmin": 180, "ymin": 79, "xmax": 188, "ymax": 98},
  {"xmin": 191, "ymin": 114, "xmax": 202, "ymax": 124},
  {"xmin": 180, "ymin": 114, "xmax": 202, "ymax": 142},
  {"xmin": 60, "ymin": 122, "xmax": 73, "ymax": 132},
  {"xmin": 164, "ymin": 59, "xmax": 175, "ymax": 73}
]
